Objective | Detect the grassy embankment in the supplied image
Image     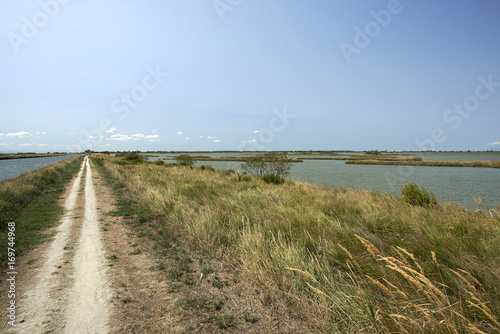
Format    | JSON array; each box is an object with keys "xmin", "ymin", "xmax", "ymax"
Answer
[
  {"xmin": 97, "ymin": 154, "xmax": 499, "ymax": 333},
  {"xmin": 0, "ymin": 155, "xmax": 84, "ymax": 267},
  {"xmin": 0, "ymin": 153, "xmax": 69, "ymax": 160}
]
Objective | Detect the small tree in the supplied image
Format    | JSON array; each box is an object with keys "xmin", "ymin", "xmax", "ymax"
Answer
[
  {"xmin": 241, "ymin": 152, "xmax": 292, "ymax": 177},
  {"xmin": 176, "ymin": 154, "xmax": 195, "ymax": 166}
]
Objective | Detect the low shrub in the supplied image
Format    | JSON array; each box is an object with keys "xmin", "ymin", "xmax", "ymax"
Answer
[
  {"xmin": 262, "ymin": 174, "xmax": 285, "ymax": 184},
  {"xmin": 236, "ymin": 173, "xmax": 251, "ymax": 182},
  {"xmin": 176, "ymin": 154, "xmax": 195, "ymax": 166},
  {"xmin": 401, "ymin": 181, "xmax": 437, "ymax": 206},
  {"xmin": 123, "ymin": 152, "xmax": 146, "ymax": 161}
]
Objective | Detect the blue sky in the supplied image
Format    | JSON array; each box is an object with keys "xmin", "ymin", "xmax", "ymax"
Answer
[{"xmin": 1, "ymin": 0, "xmax": 499, "ymax": 152}]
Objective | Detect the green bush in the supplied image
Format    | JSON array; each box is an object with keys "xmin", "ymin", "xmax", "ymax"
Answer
[
  {"xmin": 155, "ymin": 160, "xmax": 165, "ymax": 166},
  {"xmin": 401, "ymin": 182, "xmax": 437, "ymax": 206},
  {"xmin": 123, "ymin": 152, "xmax": 146, "ymax": 161},
  {"xmin": 176, "ymin": 154, "xmax": 195, "ymax": 166},
  {"xmin": 241, "ymin": 152, "xmax": 293, "ymax": 177},
  {"xmin": 262, "ymin": 174, "xmax": 285, "ymax": 184}
]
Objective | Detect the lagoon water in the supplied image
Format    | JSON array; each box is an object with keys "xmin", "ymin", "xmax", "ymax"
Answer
[
  {"xmin": 147, "ymin": 152, "xmax": 500, "ymax": 210},
  {"xmin": 0, "ymin": 155, "xmax": 77, "ymax": 183},
  {"xmin": 1, "ymin": 152, "xmax": 498, "ymax": 210}
]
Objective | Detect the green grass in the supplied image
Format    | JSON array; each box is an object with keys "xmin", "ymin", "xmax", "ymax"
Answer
[
  {"xmin": 0, "ymin": 155, "xmax": 84, "ymax": 268},
  {"xmin": 208, "ymin": 312, "xmax": 237, "ymax": 329},
  {"xmin": 243, "ymin": 310, "xmax": 259, "ymax": 323},
  {"xmin": 97, "ymin": 154, "xmax": 500, "ymax": 333}
]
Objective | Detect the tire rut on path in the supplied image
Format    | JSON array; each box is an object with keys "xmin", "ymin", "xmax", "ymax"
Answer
[{"xmin": 13, "ymin": 157, "xmax": 111, "ymax": 333}]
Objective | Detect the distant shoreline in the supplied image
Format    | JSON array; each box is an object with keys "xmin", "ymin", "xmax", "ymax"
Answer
[
  {"xmin": 346, "ymin": 159, "xmax": 500, "ymax": 169},
  {"xmin": 0, "ymin": 153, "xmax": 70, "ymax": 160}
]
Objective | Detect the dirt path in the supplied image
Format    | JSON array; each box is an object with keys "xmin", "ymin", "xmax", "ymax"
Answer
[
  {"xmin": 65, "ymin": 157, "xmax": 111, "ymax": 333},
  {"xmin": 10, "ymin": 157, "xmax": 111, "ymax": 333}
]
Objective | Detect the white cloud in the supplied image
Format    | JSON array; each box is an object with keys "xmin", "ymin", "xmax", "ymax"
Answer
[
  {"xmin": 17, "ymin": 143, "xmax": 32, "ymax": 147},
  {"xmin": 37, "ymin": 144, "xmax": 48, "ymax": 147},
  {"xmin": 252, "ymin": 130, "xmax": 259, "ymax": 133},
  {"xmin": 153, "ymin": 129, "xmax": 159, "ymax": 134},
  {"xmin": 108, "ymin": 133, "xmax": 159, "ymax": 141},
  {"xmin": 177, "ymin": 131, "xmax": 183, "ymax": 135},
  {"xmin": 486, "ymin": 141, "xmax": 500, "ymax": 146},
  {"xmin": 67, "ymin": 132, "xmax": 77, "ymax": 135},
  {"xmin": 131, "ymin": 134, "xmax": 159, "ymax": 139},
  {"xmin": 214, "ymin": 140, "xmax": 221, "ymax": 143},
  {"xmin": 106, "ymin": 127, "xmax": 118, "ymax": 133},
  {"xmin": 6, "ymin": 131, "xmax": 31, "ymax": 138},
  {"xmin": 185, "ymin": 137, "xmax": 190, "ymax": 140},
  {"xmin": 0, "ymin": 143, "xmax": 7, "ymax": 146},
  {"xmin": 108, "ymin": 134, "xmax": 133, "ymax": 141}
]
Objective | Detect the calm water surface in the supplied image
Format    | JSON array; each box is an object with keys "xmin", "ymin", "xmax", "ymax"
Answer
[
  {"xmin": 0, "ymin": 155, "xmax": 78, "ymax": 182},
  {"xmin": 147, "ymin": 152, "xmax": 500, "ymax": 209}
]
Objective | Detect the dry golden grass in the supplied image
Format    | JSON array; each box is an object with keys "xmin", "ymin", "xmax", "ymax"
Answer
[{"xmin": 98, "ymin": 155, "xmax": 500, "ymax": 333}]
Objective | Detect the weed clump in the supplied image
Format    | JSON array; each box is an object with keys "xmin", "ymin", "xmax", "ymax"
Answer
[
  {"xmin": 401, "ymin": 182, "xmax": 437, "ymax": 206},
  {"xmin": 262, "ymin": 174, "xmax": 285, "ymax": 184}
]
